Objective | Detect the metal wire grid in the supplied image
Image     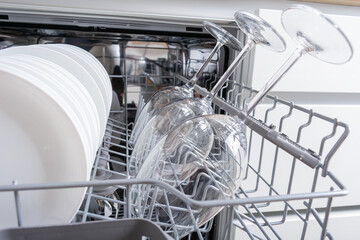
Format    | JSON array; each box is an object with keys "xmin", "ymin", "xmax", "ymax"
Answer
[
  {"xmin": 201, "ymin": 78, "xmax": 347, "ymax": 239},
  {"xmin": 74, "ymin": 74, "xmax": 346, "ymax": 239},
  {"xmin": 0, "ymin": 107, "xmax": 347, "ymax": 240},
  {"xmin": 215, "ymin": 80, "xmax": 348, "ymax": 176}
]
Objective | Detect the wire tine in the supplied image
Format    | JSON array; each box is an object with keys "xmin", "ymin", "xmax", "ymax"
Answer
[
  {"xmin": 240, "ymin": 187, "xmax": 283, "ymax": 239},
  {"xmin": 145, "ymin": 186, "xmax": 159, "ymax": 220},
  {"xmin": 165, "ymin": 159, "xmax": 204, "ymax": 238},
  {"xmin": 243, "ymin": 100, "xmax": 257, "ymax": 181},
  {"xmin": 219, "ymin": 80, "xmax": 230, "ymax": 100},
  {"xmin": 234, "ymin": 87, "xmax": 246, "ymax": 109},
  {"xmin": 242, "ymin": 90, "xmax": 255, "ymax": 111},
  {"xmin": 241, "ymin": 204, "xmax": 273, "ymax": 240},
  {"xmin": 319, "ymin": 119, "xmax": 338, "ymax": 157},
  {"xmin": 235, "ymin": 209, "xmax": 256, "ymax": 223},
  {"xmin": 251, "ymin": 97, "xmax": 278, "ymax": 194},
  {"xmin": 301, "ymin": 167, "xmax": 320, "ymax": 240},
  {"xmin": 81, "ymin": 148, "xmax": 103, "ymax": 222},
  {"xmin": 233, "ymin": 211, "xmax": 258, "ymax": 240},
  {"xmin": 320, "ymin": 119, "xmax": 344, "ymax": 177},
  {"xmin": 200, "ymin": 218, "xmax": 214, "ymax": 233},
  {"xmin": 281, "ymin": 110, "xmax": 314, "ymax": 222},
  {"xmin": 262, "ymin": 102, "xmax": 294, "ymax": 207},
  {"xmin": 225, "ymin": 80, "xmax": 236, "ymax": 103},
  {"xmin": 320, "ymin": 187, "xmax": 334, "ymax": 240},
  {"xmin": 140, "ymin": 153, "xmax": 165, "ymax": 217},
  {"xmin": 242, "ymin": 165, "xmax": 307, "ymax": 222},
  {"xmin": 204, "ymin": 74, "xmax": 217, "ymax": 89},
  {"xmin": 226, "ymin": 206, "xmax": 235, "ymax": 240},
  {"xmin": 162, "ymin": 190, "xmax": 180, "ymax": 239},
  {"xmin": 209, "ymin": 74, "xmax": 217, "ymax": 91},
  {"xmin": 12, "ymin": 180, "xmax": 22, "ymax": 227}
]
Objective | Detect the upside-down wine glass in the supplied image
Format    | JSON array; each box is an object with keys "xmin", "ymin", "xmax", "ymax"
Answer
[
  {"xmin": 129, "ymin": 10, "xmax": 287, "ymax": 176},
  {"xmin": 245, "ymin": 4, "xmax": 353, "ymax": 113},
  {"xmin": 131, "ymin": 10, "xmax": 288, "ymax": 238},
  {"xmin": 129, "ymin": 21, "xmax": 243, "ymax": 146}
]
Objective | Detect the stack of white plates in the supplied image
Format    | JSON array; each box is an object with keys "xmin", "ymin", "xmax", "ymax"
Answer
[{"xmin": 0, "ymin": 44, "xmax": 112, "ymax": 229}]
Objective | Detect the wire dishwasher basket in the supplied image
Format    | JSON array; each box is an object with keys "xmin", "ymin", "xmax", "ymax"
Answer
[{"xmin": 0, "ymin": 13, "xmax": 349, "ymax": 240}]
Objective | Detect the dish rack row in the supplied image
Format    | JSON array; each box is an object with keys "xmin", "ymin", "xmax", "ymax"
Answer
[{"xmin": 0, "ymin": 72, "xmax": 348, "ymax": 240}]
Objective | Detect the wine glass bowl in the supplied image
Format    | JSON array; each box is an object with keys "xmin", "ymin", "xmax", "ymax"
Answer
[
  {"xmin": 129, "ymin": 98, "xmax": 213, "ymax": 176},
  {"xmin": 281, "ymin": 4, "xmax": 353, "ymax": 64},
  {"xmin": 234, "ymin": 10, "xmax": 286, "ymax": 52},
  {"xmin": 132, "ymin": 115, "xmax": 247, "ymax": 238},
  {"xmin": 203, "ymin": 21, "xmax": 243, "ymax": 51}
]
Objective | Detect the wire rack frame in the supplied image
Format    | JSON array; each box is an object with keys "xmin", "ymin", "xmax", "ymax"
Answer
[{"xmin": 0, "ymin": 75, "xmax": 348, "ymax": 240}]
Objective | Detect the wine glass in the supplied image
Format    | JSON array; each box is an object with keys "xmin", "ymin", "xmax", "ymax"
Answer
[
  {"xmin": 131, "ymin": 114, "xmax": 247, "ymax": 239},
  {"xmin": 245, "ymin": 4, "xmax": 353, "ymax": 113},
  {"xmin": 131, "ymin": 9, "xmax": 287, "ymax": 237},
  {"xmin": 129, "ymin": 11, "xmax": 287, "ymax": 149},
  {"xmin": 129, "ymin": 21, "xmax": 243, "ymax": 146},
  {"xmin": 132, "ymin": 5, "xmax": 353, "ymax": 238}
]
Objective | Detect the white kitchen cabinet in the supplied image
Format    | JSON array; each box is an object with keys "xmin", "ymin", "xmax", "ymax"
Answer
[
  {"xmin": 250, "ymin": 9, "xmax": 360, "ymax": 94},
  {"xmin": 235, "ymin": 208, "xmax": 360, "ymax": 239},
  {"xmin": 236, "ymin": 6, "xmax": 360, "ymax": 239}
]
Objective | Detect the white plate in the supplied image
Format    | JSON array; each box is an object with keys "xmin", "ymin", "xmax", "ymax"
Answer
[
  {"xmin": 43, "ymin": 44, "xmax": 110, "ymax": 143},
  {"xmin": 0, "ymin": 45, "xmax": 107, "ymax": 148},
  {"xmin": 65, "ymin": 45, "xmax": 112, "ymax": 100},
  {"xmin": 21, "ymin": 55, "xmax": 98, "ymax": 159},
  {"xmin": 61, "ymin": 44, "xmax": 112, "ymax": 113},
  {"xmin": 0, "ymin": 60, "xmax": 88, "ymax": 229},
  {"xmin": 4, "ymin": 55, "xmax": 98, "ymax": 170},
  {"xmin": 36, "ymin": 45, "xmax": 108, "ymax": 145},
  {"xmin": 45, "ymin": 44, "xmax": 112, "ymax": 118}
]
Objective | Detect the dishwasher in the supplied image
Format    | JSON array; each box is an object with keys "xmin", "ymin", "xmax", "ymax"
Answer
[{"xmin": 0, "ymin": 6, "xmax": 350, "ymax": 240}]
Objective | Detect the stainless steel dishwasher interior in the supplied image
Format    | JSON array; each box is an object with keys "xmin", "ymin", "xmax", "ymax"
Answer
[{"xmin": 0, "ymin": 22, "xmax": 348, "ymax": 240}]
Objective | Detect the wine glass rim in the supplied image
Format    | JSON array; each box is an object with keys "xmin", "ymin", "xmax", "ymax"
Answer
[
  {"xmin": 203, "ymin": 21, "xmax": 243, "ymax": 51},
  {"xmin": 234, "ymin": 10, "xmax": 286, "ymax": 53},
  {"xmin": 281, "ymin": 4, "xmax": 353, "ymax": 64}
]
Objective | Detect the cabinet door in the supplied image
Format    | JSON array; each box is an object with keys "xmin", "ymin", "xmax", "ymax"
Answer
[{"xmin": 234, "ymin": 208, "xmax": 360, "ymax": 239}]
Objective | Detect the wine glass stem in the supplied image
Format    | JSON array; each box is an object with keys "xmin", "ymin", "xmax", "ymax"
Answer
[
  {"xmin": 205, "ymin": 39, "xmax": 255, "ymax": 102},
  {"xmin": 185, "ymin": 41, "xmax": 223, "ymax": 90},
  {"xmin": 246, "ymin": 46, "xmax": 308, "ymax": 114}
]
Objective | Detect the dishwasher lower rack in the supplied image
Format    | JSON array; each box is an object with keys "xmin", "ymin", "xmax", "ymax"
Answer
[{"xmin": 0, "ymin": 78, "xmax": 348, "ymax": 240}]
